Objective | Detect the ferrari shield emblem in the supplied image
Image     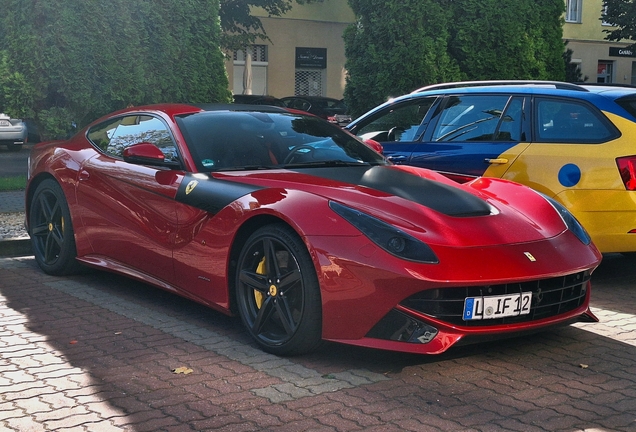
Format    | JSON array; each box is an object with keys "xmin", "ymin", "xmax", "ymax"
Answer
[
  {"xmin": 524, "ymin": 252, "xmax": 537, "ymax": 262},
  {"xmin": 185, "ymin": 180, "xmax": 199, "ymax": 195}
]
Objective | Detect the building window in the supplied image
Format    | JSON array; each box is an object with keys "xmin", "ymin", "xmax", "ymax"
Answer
[
  {"xmin": 233, "ymin": 45, "xmax": 268, "ymax": 63},
  {"xmin": 597, "ymin": 61, "xmax": 614, "ymax": 83},
  {"xmin": 566, "ymin": 0, "xmax": 582, "ymax": 23}
]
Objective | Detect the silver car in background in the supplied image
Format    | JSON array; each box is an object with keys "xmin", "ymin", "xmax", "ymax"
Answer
[{"xmin": 0, "ymin": 113, "xmax": 27, "ymax": 151}]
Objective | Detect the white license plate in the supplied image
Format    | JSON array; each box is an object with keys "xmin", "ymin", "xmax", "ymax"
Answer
[{"xmin": 463, "ymin": 292, "xmax": 532, "ymax": 320}]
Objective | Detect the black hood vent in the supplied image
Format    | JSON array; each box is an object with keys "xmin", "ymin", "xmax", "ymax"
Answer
[{"xmin": 294, "ymin": 166, "xmax": 492, "ymax": 217}]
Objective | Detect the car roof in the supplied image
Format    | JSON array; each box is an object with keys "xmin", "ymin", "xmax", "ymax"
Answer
[
  {"xmin": 390, "ymin": 80, "xmax": 636, "ymax": 107},
  {"xmin": 194, "ymin": 103, "xmax": 289, "ymax": 113},
  {"xmin": 408, "ymin": 80, "xmax": 636, "ymax": 99},
  {"xmin": 411, "ymin": 80, "xmax": 589, "ymax": 94},
  {"xmin": 84, "ymin": 103, "xmax": 295, "ymax": 130},
  {"xmin": 578, "ymin": 84, "xmax": 636, "ymax": 98},
  {"xmin": 347, "ymin": 80, "xmax": 636, "ymax": 130}
]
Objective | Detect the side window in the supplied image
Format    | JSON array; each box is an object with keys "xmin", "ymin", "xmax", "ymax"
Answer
[
  {"xmin": 535, "ymin": 99, "xmax": 617, "ymax": 143},
  {"xmin": 357, "ymin": 97, "xmax": 436, "ymax": 142},
  {"xmin": 358, "ymin": 97, "xmax": 437, "ymax": 141},
  {"xmin": 431, "ymin": 95, "xmax": 511, "ymax": 142},
  {"xmin": 104, "ymin": 115, "xmax": 179, "ymax": 162},
  {"xmin": 87, "ymin": 118, "xmax": 123, "ymax": 152}
]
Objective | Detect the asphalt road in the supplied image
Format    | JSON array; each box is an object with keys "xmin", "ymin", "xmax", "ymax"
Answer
[
  {"xmin": 1, "ymin": 253, "xmax": 635, "ymax": 431},
  {"xmin": 0, "ymin": 143, "xmax": 31, "ymax": 178}
]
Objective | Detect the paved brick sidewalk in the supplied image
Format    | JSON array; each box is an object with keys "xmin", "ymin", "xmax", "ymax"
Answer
[{"xmin": 1, "ymin": 254, "xmax": 636, "ymax": 431}]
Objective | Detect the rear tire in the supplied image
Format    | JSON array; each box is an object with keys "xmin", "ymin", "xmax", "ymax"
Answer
[
  {"xmin": 29, "ymin": 179, "xmax": 82, "ymax": 275},
  {"xmin": 236, "ymin": 224, "xmax": 322, "ymax": 356},
  {"xmin": 6, "ymin": 143, "xmax": 22, "ymax": 152}
]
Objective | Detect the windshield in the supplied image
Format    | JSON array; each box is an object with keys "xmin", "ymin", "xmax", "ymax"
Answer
[{"xmin": 176, "ymin": 110, "xmax": 386, "ymax": 171}]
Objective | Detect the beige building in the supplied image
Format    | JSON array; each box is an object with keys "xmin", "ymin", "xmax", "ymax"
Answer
[
  {"xmin": 564, "ymin": 0, "xmax": 636, "ymax": 84},
  {"xmin": 226, "ymin": 0, "xmax": 635, "ymax": 99},
  {"xmin": 225, "ymin": 0, "xmax": 355, "ymax": 100}
]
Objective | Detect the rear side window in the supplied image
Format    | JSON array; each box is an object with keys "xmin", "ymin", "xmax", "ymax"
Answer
[
  {"xmin": 615, "ymin": 96, "xmax": 636, "ymax": 119},
  {"xmin": 534, "ymin": 98, "xmax": 618, "ymax": 143}
]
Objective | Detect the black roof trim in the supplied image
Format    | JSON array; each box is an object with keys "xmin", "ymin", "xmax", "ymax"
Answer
[{"xmin": 411, "ymin": 80, "xmax": 588, "ymax": 94}]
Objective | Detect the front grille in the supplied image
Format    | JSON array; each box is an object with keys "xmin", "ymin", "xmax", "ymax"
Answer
[{"xmin": 401, "ymin": 271, "xmax": 590, "ymax": 326}]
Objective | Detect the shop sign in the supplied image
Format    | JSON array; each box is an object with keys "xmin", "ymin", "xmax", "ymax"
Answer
[
  {"xmin": 296, "ymin": 48, "xmax": 327, "ymax": 68},
  {"xmin": 609, "ymin": 47, "xmax": 636, "ymax": 57}
]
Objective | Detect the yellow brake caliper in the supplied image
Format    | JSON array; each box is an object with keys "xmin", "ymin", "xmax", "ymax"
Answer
[{"xmin": 255, "ymin": 257, "xmax": 266, "ymax": 309}]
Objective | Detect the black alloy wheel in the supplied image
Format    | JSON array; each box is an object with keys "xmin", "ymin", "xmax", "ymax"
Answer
[
  {"xmin": 29, "ymin": 179, "xmax": 81, "ymax": 275},
  {"xmin": 236, "ymin": 224, "xmax": 322, "ymax": 356}
]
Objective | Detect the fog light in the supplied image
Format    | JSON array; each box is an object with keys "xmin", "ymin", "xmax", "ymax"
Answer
[
  {"xmin": 367, "ymin": 309, "xmax": 439, "ymax": 344},
  {"xmin": 408, "ymin": 323, "xmax": 438, "ymax": 344}
]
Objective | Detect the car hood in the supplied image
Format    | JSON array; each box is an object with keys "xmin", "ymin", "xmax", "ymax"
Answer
[{"xmin": 176, "ymin": 165, "xmax": 569, "ymax": 247}]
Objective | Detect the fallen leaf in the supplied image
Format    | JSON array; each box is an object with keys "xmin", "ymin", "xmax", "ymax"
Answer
[
  {"xmin": 579, "ymin": 364, "xmax": 588, "ymax": 369},
  {"xmin": 172, "ymin": 366, "xmax": 193, "ymax": 375},
  {"xmin": 69, "ymin": 340, "xmax": 78, "ymax": 345}
]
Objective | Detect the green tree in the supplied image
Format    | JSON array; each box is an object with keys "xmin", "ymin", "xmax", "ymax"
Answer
[
  {"xmin": 344, "ymin": 0, "xmax": 567, "ymax": 116},
  {"xmin": 603, "ymin": 0, "xmax": 636, "ymax": 47},
  {"xmin": 563, "ymin": 42, "xmax": 587, "ymax": 82},
  {"xmin": 220, "ymin": 0, "xmax": 324, "ymax": 52},
  {"xmin": 343, "ymin": 0, "xmax": 463, "ymax": 117},
  {"xmin": 1, "ymin": 0, "xmax": 231, "ymax": 138},
  {"xmin": 447, "ymin": 0, "xmax": 566, "ymax": 81}
]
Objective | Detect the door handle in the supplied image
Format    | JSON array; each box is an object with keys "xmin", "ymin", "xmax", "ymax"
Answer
[
  {"xmin": 387, "ymin": 155, "xmax": 408, "ymax": 163},
  {"xmin": 485, "ymin": 158, "xmax": 508, "ymax": 164}
]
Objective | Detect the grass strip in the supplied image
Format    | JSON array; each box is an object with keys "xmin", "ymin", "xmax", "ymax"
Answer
[{"xmin": 0, "ymin": 175, "xmax": 27, "ymax": 191}]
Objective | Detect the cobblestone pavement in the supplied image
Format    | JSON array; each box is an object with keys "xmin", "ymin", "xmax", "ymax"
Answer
[{"xmin": 1, "ymin": 254, "xmax": 636, "ymax": 431}]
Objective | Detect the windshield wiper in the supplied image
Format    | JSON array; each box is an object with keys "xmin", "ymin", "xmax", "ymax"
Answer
[
  {"xmin": 215, "ymin": 165, "xmax": 277, "ymax": 171},
  {"xmin": 284, "ymin": 160, "xmax": 372, "ymax": 168}
]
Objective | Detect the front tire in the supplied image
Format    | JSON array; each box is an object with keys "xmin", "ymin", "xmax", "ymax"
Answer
[
  {"xmin": 236, "ymin": 224, "xmax": 322, "ymax": 356},
  {"xmin": 29, "ymin": 179, "xmax": 81, "ymax": 275}
]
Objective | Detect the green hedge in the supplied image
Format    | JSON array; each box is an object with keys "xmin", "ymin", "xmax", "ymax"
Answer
[
  {"xmin": 0, "ymin": 0, "xmax": 231, "ymax": 139},
  {"xmin": 344, "ymin": 0, "xmax": 566, "ymax": 116}
]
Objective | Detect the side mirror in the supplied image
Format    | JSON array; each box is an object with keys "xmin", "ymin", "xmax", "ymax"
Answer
[
  {"xmin": 123, "ymin": 142, "xmax": 179, "ymax": 168},
  {"xmin": 364, "ymin": 138, "xmax": 384, "ymax": 154}
]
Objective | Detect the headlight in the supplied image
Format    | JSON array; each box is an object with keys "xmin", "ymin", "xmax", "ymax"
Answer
[
  {"xmin": 329, "ymin": 201, "xmax": 439, "ymax": 263},
  {"xmin": 542, "ymin": 195, "xmax": 591, "ymax": 245}
]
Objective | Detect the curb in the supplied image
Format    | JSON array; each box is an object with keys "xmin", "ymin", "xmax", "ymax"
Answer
[{"xmin": 0, "ymin": 237, "xmax": 32, "ymax": 257}]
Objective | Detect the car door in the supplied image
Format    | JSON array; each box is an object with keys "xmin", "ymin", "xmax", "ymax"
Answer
[
  {"xmin": 76, "ymin": 114, "xmax": 183, "ymax": 283},
  {"xmin": 501, "ymin": 97, "xmax": 621, "ymax": 196},
  {"xmin": 351, "ymin": 97, "xmax": 438, "ymax": 164},
  {"xmin": 410, "ymin": 94, "xmax": 531, "ymax": 179}
]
